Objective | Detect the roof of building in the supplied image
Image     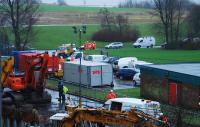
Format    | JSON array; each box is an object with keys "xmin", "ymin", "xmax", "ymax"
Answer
[
  {"xmin": 65, "ymin": 60, "xmax": 110, "ymax": 66},
  {"xmin": 140, "ymin": 63, "xmax": 200, "ymax": 86}
]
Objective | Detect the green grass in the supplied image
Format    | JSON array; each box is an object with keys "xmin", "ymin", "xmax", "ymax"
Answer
[
  {"xmin": 33, "ymin": 25, "xmax": 100, "ymax": 49},
  {"xmin": 33, "ymin": 23, "xmax": 164, "ymax": 49},
  {"xmin": 46, "ymin": 80, "xmax": 140, "ymax": 102},
  {"xmin": 85, "ymin": 45, "xmax": 200, "ymax": 64},
  {"xmin": 33, "ymin": 24, "xmax": 200, "ymax": 64},
  {"xmin": 39, "ymin": 4, "xmax": 151, "ymax": 13}
]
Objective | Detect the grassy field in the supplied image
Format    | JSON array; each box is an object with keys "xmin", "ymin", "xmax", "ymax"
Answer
[
  {"xmin": 39, "ymin": 4, "xmax": 151, "ymax": 13},
  {"xmin": 33, "ymin": 25, "xmax": 100, "ymax": 49},
  {"xmin": 33, "ymin": 23, "xmax": 164, "ymax": 49},
  {"xmin": 32, "ymin": 24, "xmax": 200, "ymax": 64},
  {"xmin": 85, "ymin": 48, "xmax": 200, "ymax": 64}
]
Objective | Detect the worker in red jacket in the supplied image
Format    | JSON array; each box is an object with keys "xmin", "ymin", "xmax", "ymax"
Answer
[{"xmin": 106, "ymin": 90, "xmax": 116, "ymax": 100}]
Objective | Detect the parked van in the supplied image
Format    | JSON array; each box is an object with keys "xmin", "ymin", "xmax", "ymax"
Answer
[
  {"xmin": 104, "ymin": 98, "xmax": 162, "ymax": 118},
  {"xmin": 86, "ymin": 55, "xmax": 106, "ymax": 62},
  {"xmin": 117, "ymin": 57, "xmax": 138, "ymax": 69},
  {"xmin": 113, "ymin": 57, "xmax": 138, "ymax": 72},
  {"xmin": 133, "ymin": 37, "xmax": 156, "ymax": 48}
]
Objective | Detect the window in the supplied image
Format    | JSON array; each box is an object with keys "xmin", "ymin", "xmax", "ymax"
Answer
[{"xmin": 111, "ymin": 102, "xmax": 122, "ymax": 111}]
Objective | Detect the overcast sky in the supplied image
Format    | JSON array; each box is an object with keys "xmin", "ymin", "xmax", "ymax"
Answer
[{"xmin": 42, "ymin": 0, "xmax": 200, "ymax": 6}]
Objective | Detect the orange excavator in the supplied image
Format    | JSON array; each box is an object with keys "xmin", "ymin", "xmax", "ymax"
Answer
[
  {"xmin": 1, "ymin": 52, "xmax": 51, "ymax": 105},
  {"xmin": 60, "ymin": 105, "xmax": 169, "ymax": 127}
]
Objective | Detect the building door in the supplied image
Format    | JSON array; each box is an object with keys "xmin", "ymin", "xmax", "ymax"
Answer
[{"xmin": 169, "ymin": 82, "xmax": 177, "ymax": 105}]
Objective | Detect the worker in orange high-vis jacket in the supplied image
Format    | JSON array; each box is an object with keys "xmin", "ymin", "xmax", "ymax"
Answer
[
  {"xmin": 58, "ymin": 56, "xmax": 64, "ymax": 70},
  {"xmin": 106, "ymin": 90, "xmax": 116, "ymax": 100},
  {"xmin": 93, "ymin": 41, "xmax": 96, "ymax": 50},
  {"xmin": 84, "ymin": 41, "xmax": 89, "ymax": 50}
]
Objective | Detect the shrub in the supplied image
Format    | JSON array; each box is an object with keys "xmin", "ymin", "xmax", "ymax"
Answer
[
  {"xmin": 91, "ymin": 28, "xmax": 140, "ymax": 42},
  {"xmin": 164, "ymin": 38, "xmax": 200, "ymax": 50}
]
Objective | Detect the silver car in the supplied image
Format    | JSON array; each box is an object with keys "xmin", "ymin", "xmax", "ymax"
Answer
[{"xmin": 105, "ymin": 42, "xmax": 123, "ymax": 49}]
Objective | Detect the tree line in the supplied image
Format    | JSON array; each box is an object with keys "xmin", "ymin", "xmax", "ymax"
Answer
[
  {"xmin": 92, "ymin": 8, "xmax": 140, "ymax": 42},
  {"xmin": 154, "ymin": 0, "xmax": 200, "ymax": 49}
]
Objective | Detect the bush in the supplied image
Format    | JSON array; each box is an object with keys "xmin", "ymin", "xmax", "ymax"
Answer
[
  {"xmin": 164, "ymin": 38, "xmax": 200, "ymax": 50},
  {"xmin": 91, "ymin": 28, "xmax": 140, "ymax": 42}
]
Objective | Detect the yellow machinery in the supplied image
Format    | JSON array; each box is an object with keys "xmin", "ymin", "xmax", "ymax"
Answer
[
  {"xmin": 58, "ymin": 44, "xmax": 76, "ymax": 58},
  {"xmin": 54, "ymin": 70, "xmax": 64, "ymax": 78},
  {"xmin": 61, "ymin": 105, "xmax": 169, "ymax": 127},
  {"xmin": 1, "ymin": 56, "xmax": 14, "ymax": 87}
]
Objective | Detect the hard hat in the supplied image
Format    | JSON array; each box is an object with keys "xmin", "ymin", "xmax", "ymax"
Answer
[{"xmin": 110, "ymin": 90, "xmax": 113, "ymax": 92}]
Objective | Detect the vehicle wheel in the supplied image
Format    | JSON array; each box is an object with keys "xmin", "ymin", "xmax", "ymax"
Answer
[
  {"xmin": 138, "ymin": 45, "xmax": 141, "ymax": 48},
  {"xmin": 119, "ymin": 76, "xmax": 123, "ymax": 80},
  {"xmin": 147, "ymin": 46, "xmax": 149, "ymax": 48},
  {"xmin": 133, "ymin": 81, "xmax": 137, "ymax": 87},
  {"xmin": 150, "ymin": 45, "xmax": 153, "ymax": 48}
]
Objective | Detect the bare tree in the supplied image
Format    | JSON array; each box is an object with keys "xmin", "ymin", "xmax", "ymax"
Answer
[
  {"xmin": 0, "ymin": 31, "xmax": 10, "ymax": 55},
  {"xmin": 118, "ymin": 0, "xmax": 154, "ymax": 9},
  {"xmin": 0, "ymin": 0, "xmax": 40, "ymax": 50},
  {"xmin": 99, "ymin": 8, "xmax": 115, "ymax": 30},
  {"xmin": 57, "ymin": 0, "xmax": 67, "ymax": 6},
  {"xmin": 116, "ymin": 14, "xmax": 129, "ymax": 35},
  {"xmin": 154, "ymin": 0, "xmax": 186, "ymax": 45},
  {"xmin": 187, "ymin": 5, "xmax": 200, "ymax": 38}
]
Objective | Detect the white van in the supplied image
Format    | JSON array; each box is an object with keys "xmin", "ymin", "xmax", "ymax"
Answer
[
  {"xmin": 133, "ymin": 37, "xmax": 156, "ymax": 48},
  {"xmin": 104, "ymin": 98, "xmax": 162, "ymax": 118},
  {"xmin": 117, "ymin": 57, "xmax": 138, "ymax": 69},
  {"xmin": 86, "ymin": 55, "xmax": 106, "ymax": 62},
  {"xmin": 112, "ymin": 57, "xmax": 138, "ymax": 72}
]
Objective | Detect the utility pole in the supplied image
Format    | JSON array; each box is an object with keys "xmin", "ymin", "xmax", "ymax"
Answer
[{"xmin": 72, "ymin": 25, "xmax": 87, "ymax": 107}]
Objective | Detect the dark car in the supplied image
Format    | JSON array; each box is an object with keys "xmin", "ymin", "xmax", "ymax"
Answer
[
  {"xmin": 108, "ymin": 57, "xmax": 120, "ymax": 64},
  {"xmin": 116, "ymin": 68, "xmax": 139, "ymax": 80}
]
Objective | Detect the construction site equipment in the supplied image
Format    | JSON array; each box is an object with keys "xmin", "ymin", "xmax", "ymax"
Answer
[
  {"xmin": 105, "ymin": 98, "xmax": 162, "ymax": 118},
  {"xmin": 60, "ymin": 105, "xmax": 169, "ymax": 127},
  {"xmin": 53, "ymin": 55, "xmax": 64, "ymax": 78},
  {"xmin": 57, "ymin": 43, "xmax": 76, "ymax": 58},
  {"xmin": 47, "ymin": 55, "xmax": 59, "ymax": 75},
  {"xmin": 12, "ymin": 50, "xmax": 35, "ymax": 70},
  {"xmin": 1, "ymin": 52, "xmax": 51, "ymax": 105}
]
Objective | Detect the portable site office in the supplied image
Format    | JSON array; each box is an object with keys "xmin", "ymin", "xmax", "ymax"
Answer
[{"xmin": 64, "ymin": 60, "xmax": 113, "ymax": 87}]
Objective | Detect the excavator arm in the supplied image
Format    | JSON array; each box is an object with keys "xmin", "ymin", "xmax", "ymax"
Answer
[{"xmin": 61, "ymin": 106, "xmax": 169, "ymax": 127}]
